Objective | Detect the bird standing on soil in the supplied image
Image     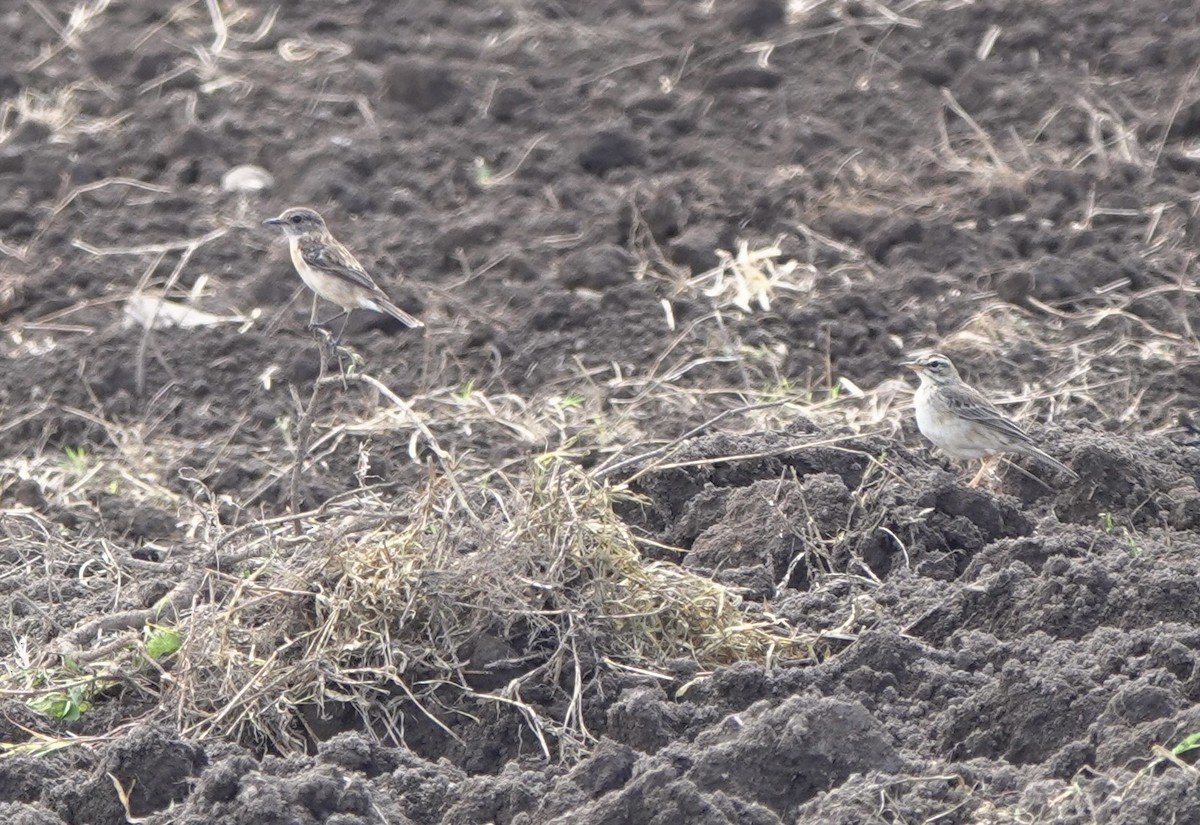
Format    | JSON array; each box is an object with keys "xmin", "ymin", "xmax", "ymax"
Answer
[
  {"xmin": 905, "ymin": 352, "xmax": 1078, "ymax": 487},
  {"xmin": 264, "ymin": 207, "xmax": 423, "ymax": 342}
]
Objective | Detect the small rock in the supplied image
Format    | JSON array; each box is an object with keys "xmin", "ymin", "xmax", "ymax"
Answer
[
  {"xmin": 617, "ymin": 186, "xmax": 685, "ymax": 243},
  {"xmin": 87, "ymin": 47, "xmax": 131, "ymax": 82},
  {"xmin": 669, "ymin": 224, "xmax": 726, "ymax": 273},
  {"xmin": 903, "ymin": 56, "xmax": 955, "ymax": 87},
  {"xmin": 489, "ymin": 84, "xmax": 536, "ymax": 122},
  {"xmin": 531, "ymin": 292, "xmax": 583, "ymax": 331},
  {"xmin": 709, "ymin": 66, "xmax": 782, "ymax": 91},
  {"xmin": 9, "ymin": 119, "xmax": 51, "ymax": 146},
  {"xmin": 383, "ymin": 58, "xmax": 461, "ymax": 111},
  {"xmin": 728, "ymin": 0, "xmax": 786, "ymax": 36},
  {"xmin": 0, "ymin": 206, "xmax": 33, "ymax": 234},
  {"xmin": 171, "ymin": 125, "xmax": 219, "ymax": 158},
  {"xmin": 69, "ymin": 159, "xmax": 105, "ymax": 186},
  {"xmin": 0, "ymin": 148, "xmax": 26, "ymax": 175},
  {"xmin": 11, "ymin": 479, "xmax": 47, "ymax": 511},
  {"xmin": 979, "ymin": 186, "xmax": 1030, "ymax": 218},
  {"xmin": 826, "ymin": 209, "xmax": 877, "ymax": 243},
  {"xmin": 351, "ymin": 35, "xmax": 394, "ymax": 62},
  {"xmin": 624, "ymin": 93, "xmax": 675, "ymax": 115},
  {"xmin": 578, "ymin": 129, "xmax": 646, "ymax": 176},
  {"xmin": 559, "ymin": 245, "xmax": 632, "ymax": 290},
  {"xmin": 1168, "ymin": 99, "xmax": 1200, "ymax": 139},
  {"xmin": 0, "ymin": 65, "xmax": 20, "ymax": 99},
  {"xmin": 221, "ymin": 164, "xmax": 274, "ymax": 193},
  {"xmin": 133, "ymin": 49, "xmax": 175, "ymax": 82},
  {"xmin": 864, "ymin": 217, "xmax": 923, "ymax": 262}
]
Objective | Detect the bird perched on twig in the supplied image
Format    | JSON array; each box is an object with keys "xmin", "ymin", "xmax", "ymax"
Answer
[
  {"xmin": 905, "ymin": 352, "xmax": 1077, "ymax": 487},
  {"xmin": 264, "ymin": 206, "xmax": 423, "ymax": 342}
]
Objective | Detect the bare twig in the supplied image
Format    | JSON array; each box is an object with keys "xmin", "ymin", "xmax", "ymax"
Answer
[{"xmin": 289, "ymin": 342, "xmax": 333, "ymax": 533}]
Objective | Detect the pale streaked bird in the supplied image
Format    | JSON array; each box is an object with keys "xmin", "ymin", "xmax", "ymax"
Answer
[
  {"xmin": 264, "ymin": 206, "xmax": 423, "ymax": 341},
  {"xmin": 905, "ymin": 352, "xmax": 1077, "ymax": 488}
]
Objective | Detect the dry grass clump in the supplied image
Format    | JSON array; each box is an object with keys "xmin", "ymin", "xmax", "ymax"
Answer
[
  {"xmin": 159, "ymin": 458, "xmax": 815, "ymax": 757},
  {"xmin": 694, "ymin": 239, "xmax": 811, "ymax": 314}
]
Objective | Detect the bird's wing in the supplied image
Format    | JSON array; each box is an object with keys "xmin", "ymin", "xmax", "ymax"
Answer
[
  {"xmin": 298, "ymin": 237, "xmax": 382, "ymax": 294},
  {"xmin": 942, "ymin": 384, "xmax": 1035, "ymax": 446}
]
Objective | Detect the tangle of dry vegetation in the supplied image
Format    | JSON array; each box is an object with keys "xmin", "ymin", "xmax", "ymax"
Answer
[{"xmin": 3, "ymin": 457, "xmax": 818, "ymax": 760}]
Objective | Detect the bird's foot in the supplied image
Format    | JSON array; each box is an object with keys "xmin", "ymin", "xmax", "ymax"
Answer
[
  {"xmin": 967, "ymin": 457, "xmax": 993, "ymax": 488},
  {"xmin": 306, "ymin": 324, "xmax": 343, "ymax": 358}
]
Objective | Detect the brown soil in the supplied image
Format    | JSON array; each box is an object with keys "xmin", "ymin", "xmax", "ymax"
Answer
[{"xmin": 3, "ymin": 0, "xmax": 1200, "ymax": 823}]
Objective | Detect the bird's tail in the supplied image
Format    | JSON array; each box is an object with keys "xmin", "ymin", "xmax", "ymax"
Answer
[
  {"xmin": 373, "ymin": 297, "xmax": 424, "ymax": 329},
  {"xmin": 1026, "ymin": 446, "xmax": 1078, "ymax": 480}
]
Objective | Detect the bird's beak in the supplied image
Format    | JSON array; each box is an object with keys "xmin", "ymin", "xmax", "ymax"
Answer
[
  {"xmin": 902, "ymin": 360, "xmax": 923, "ymax": 372},
  {"xmin": 263, "ymin": 217, "xmax": 284, "ymax": 226}
]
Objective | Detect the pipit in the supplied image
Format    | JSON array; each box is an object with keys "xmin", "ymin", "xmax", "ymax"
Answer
[
  {"xmin": 264, "ymin": 206, "xmax": 423, "ymax": 342},
  {"xmin": 905, "ymin": 352, "xmax": 1077, "ymax": 487}
]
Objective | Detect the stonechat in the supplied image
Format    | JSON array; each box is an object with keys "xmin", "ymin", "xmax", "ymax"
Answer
[{"xmin": 264, "ymin": 206, "xmax": 423, "ymax": 340}]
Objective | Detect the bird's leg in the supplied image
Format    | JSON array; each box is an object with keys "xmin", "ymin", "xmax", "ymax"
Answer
[
  {"xmin": 333, "ymin": 310, "xmax": 354, "ymax": 346},
  {"xmin": 968, "ymin": 456, "xmax": 993, "ymax": 488},
  {"xmin": 308, "ymin": 293, "xmax": 320, "ymax": 329},
  {"xmin": 312, "ymin": 308, "xmax": 347, "ymax": 330},
  {"xmin": 308, "ymin": 304, "xmax": 347, "ymax": 353}
]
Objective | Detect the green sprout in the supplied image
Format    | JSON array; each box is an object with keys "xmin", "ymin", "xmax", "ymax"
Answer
[
  {"xmin": 760, "ymin": 378, "xmax": 794, "ymax": 402},
  {"xmin": 143, "ymin": 624, "xmax": 183, "ymax": 659},
  {"xmin": 557, "ymin": 392, "xmax": 584, "ymax": 410},
  {"xmin": 28, "ymin": 687, "xmax": 91, "ymax": 722},
  {"xmin": 473, "ymin": 157, "xmax": 494, "ymax": 186},
  {"xmin": 1172, "ymin": 732, "xmax": 1200, "ymax": 756},
  {"xmin": 63, "ymin": 445, "xmax": 89, "ymax": 472}
]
